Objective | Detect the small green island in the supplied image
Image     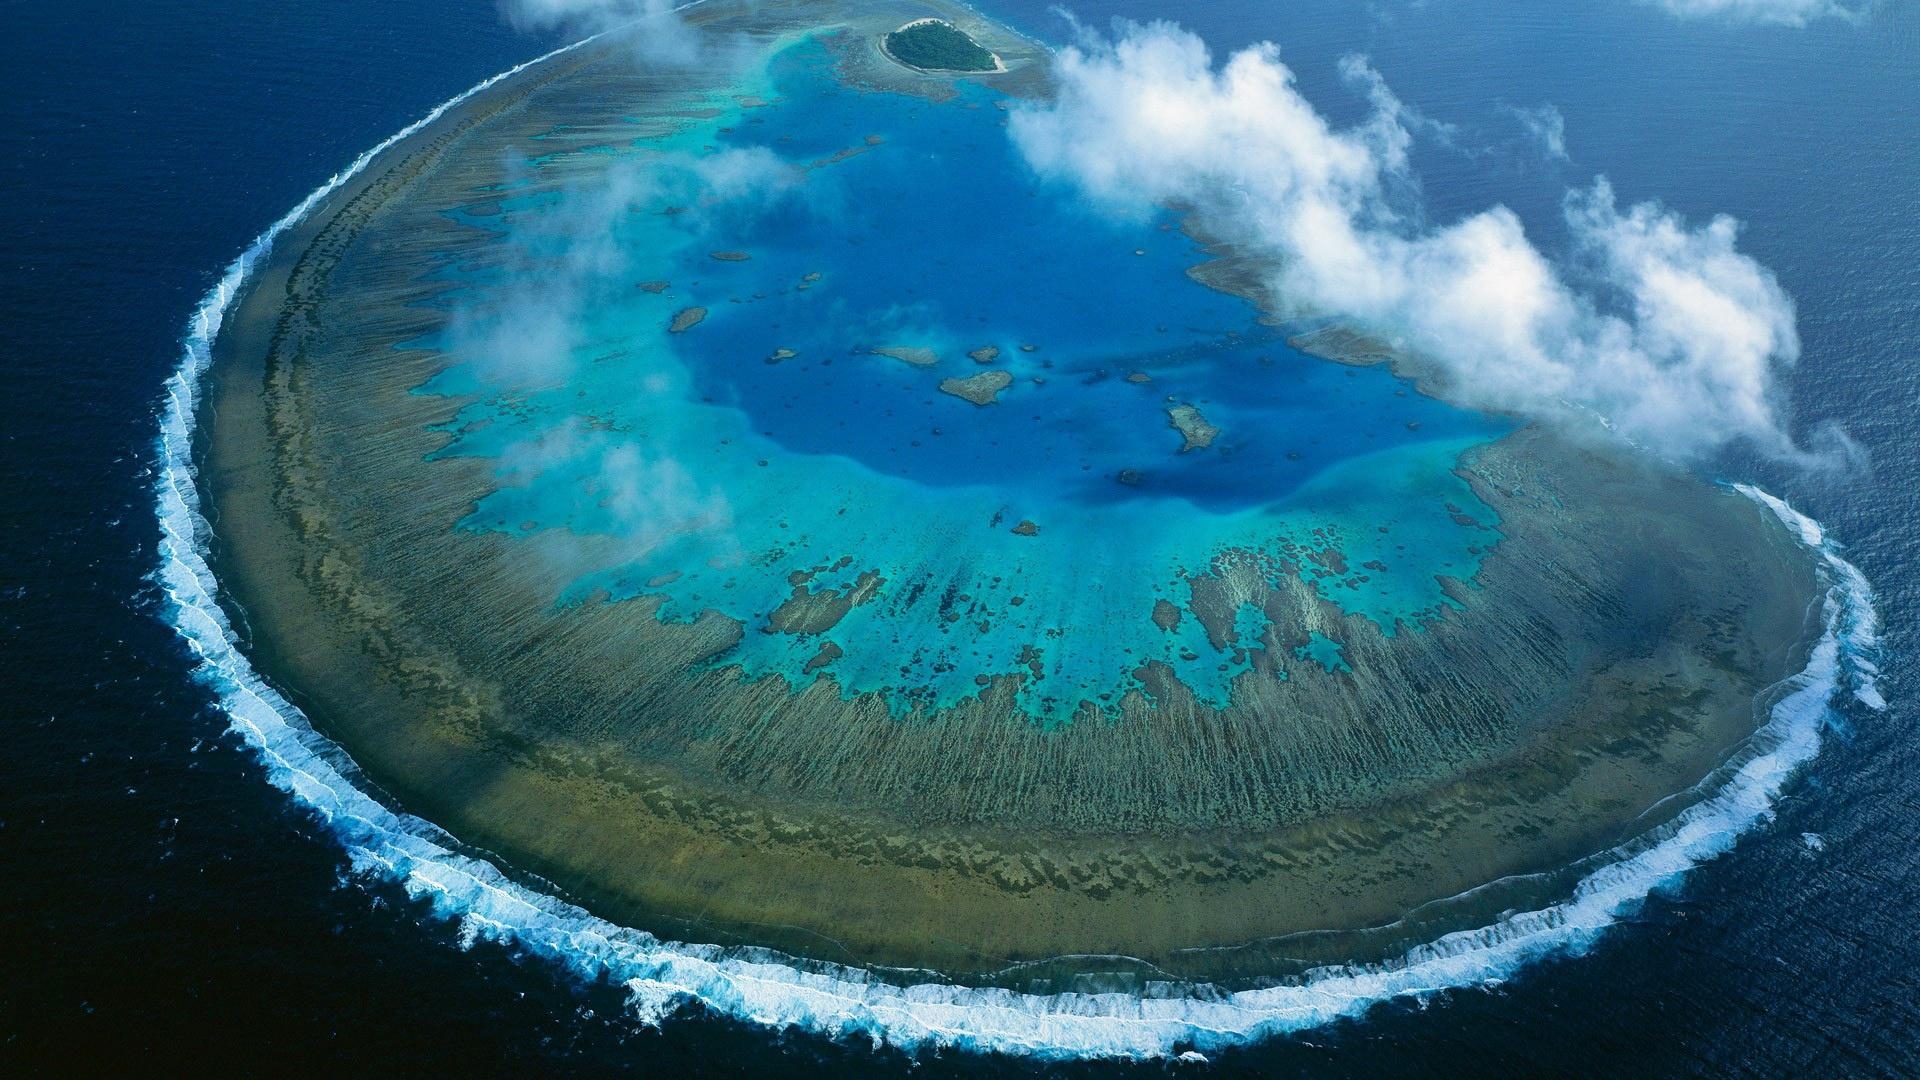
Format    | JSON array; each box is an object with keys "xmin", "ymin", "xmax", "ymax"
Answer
[{"xmin": 882, "ymin": 18, "xmax": 1000, "ymax": 73}]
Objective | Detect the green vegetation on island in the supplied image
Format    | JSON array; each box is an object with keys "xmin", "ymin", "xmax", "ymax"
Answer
[{"xmin": 883, "ymin": 19, "xmax": 998, "ymax": 73}]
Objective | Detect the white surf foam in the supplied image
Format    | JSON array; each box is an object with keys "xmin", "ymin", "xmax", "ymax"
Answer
[{"xmin": 151, "ymin": 42, "xmax": 1886, "ymax": 1061}]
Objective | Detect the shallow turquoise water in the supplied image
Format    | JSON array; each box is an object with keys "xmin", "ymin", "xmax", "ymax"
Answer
[{"xmin": 417, "ymin": 35, "xmax": 1510, "ymax": 724}]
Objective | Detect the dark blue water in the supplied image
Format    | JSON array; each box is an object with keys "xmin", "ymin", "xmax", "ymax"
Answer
[{"xmin": 4, "ymin": 0, "xmax": 1916, "ymax": 1073}]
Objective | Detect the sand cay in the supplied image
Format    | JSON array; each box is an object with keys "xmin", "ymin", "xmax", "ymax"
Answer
[{"xmin": 199, "ymin": 0, "xmax": 1823, "ymax": 988}]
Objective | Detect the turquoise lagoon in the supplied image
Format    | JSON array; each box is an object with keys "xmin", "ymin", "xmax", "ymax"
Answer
[{"xmin": 416, "ymin": 36, "xmax": 1510, "ymax": 724}]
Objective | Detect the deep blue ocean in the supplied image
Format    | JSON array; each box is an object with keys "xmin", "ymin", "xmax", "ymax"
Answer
[{"xmin": 4, "ymin": 0, "xmax": 1917, "ymax": 1074}]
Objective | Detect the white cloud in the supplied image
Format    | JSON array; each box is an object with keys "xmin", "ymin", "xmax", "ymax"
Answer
[
  {"xmin": 437, "ymin": 145, "xmax": 803, "ymax": 554},
  {"xmin": 498, "ymin": 0, "xmax": 705, "ymax": 66},
  {"xmin": 1643, "ymin": 0, "xmax": 1867, "ymax": 26},
  {"xmin": 1009, "ymin": 21, "xmax": 1821, "ymax": 463},
  {"xmin": 1507, "ymin": 103, "xmax": 1568, "ymax": 161},
  {"xmin": 445, "ymin": 145, "xmax": 800, "ymax": 388},
  {"xmin": 498, "ymin": 420, "xmax": 735, "ymax": 551}
]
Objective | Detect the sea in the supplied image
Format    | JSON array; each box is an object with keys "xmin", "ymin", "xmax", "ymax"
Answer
[{"xmin": 3, "ymin": 0, "xmax": 1916, "ymax": 1074}]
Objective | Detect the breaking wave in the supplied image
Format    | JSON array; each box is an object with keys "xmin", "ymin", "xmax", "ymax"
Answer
[{"xmin": 150, "ymin": 40, "xmax": 1885, "ymax": 1062}]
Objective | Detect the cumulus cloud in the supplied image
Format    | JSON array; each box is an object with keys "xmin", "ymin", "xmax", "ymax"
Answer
[
  {"xmin": 1507, "ymin": 103, "xmax": 1568, "ymax": 161},
  {"xmin": 1642, "ymin": 0, "xmax": 1867, "ymax": 25},
  {"xmin": 498, "ymin": 0, "xmax": 706, "ymax": 66},
  {"xmin": 499, "ymin": 420, "xmax": 735, "ymax": 553},
  {"xmin": 444, "ymin": 146, "xmax": 800, "ymax": 390},
  {"xmin": 1010, "ymin": 22, "xmax": 1824, "ymax": 463},
  {"xmin": 440, "ymin": 145, "xmax": 804, "ymax": 556}
]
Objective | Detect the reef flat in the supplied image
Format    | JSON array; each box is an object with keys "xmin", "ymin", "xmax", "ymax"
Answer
[
  {"xmin": 202, "ymin": 0, "xmax": 1822, "ymax": 986},
  {"xmin": 939, "ymin": 369, "xmax": 1012, "ymax": 404},
  {"xmin": 1167, "ymin": 403, "xmax": 1219, "ymax": 451}
]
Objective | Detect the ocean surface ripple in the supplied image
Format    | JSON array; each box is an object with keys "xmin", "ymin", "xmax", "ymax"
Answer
[{"xmin": 150, "ymin": 41, "xmax": 1886, "ymax": 1062}]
